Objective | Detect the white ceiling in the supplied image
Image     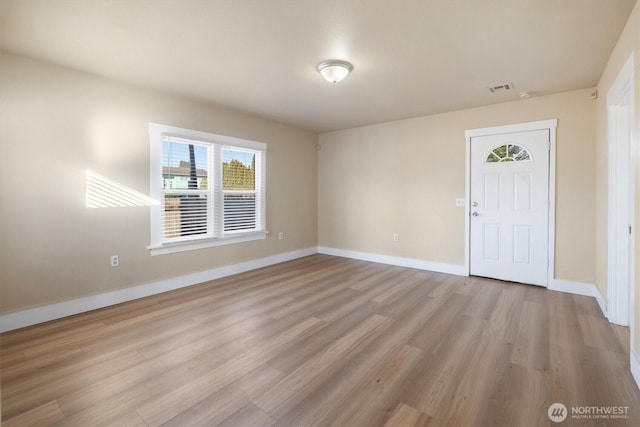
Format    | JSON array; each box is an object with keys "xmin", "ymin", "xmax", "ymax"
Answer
[{"xmin": 0, "ymin": 0, "xmax": 636, "ymax": 133}]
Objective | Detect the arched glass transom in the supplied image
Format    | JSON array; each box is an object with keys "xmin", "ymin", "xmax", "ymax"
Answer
[{"xmin": 486, "ymin": 144, "xmax": 531, "ymax": 163}]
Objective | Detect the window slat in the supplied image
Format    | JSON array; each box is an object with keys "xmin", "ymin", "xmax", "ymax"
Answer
[{"xmin": 223, "ymin": 194, "xmax": 256, "ymax": 232}]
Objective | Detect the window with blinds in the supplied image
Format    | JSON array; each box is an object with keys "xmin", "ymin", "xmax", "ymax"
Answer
[
  {"xmin": 223, "ymin": 148, "xmax": 258, "ymax": 232},
  {"xmin": 149, "ymin": 123, "xmax": 266, "ymax": 255}
]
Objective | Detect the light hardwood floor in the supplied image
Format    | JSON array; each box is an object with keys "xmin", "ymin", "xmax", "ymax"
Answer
[{"xmin": 1, "ymin": 254, "xmax": 639, "ymax": 426}]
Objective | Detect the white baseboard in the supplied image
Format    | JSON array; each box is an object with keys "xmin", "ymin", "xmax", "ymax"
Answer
[
  {"xmin": 0, "ymin": 246, "xmax": 613, "ymax": 336},
  {"xmin": 632, "ymin": 348, "xmax": 640, "ymax": 391},
  {"xmin": 548, "ymin": 278, "xmax": 607, "ymax": 317},
  {"xmin": 0, "ymin": 247, "xmax": 318, "ymax": 333},
  {"xmin": 318, "ymin": 249, "xmax": 609, "ymax": 316},
  {"xmin": 317, "ymin": 246, "xmax": 466, "ymax": 276}
]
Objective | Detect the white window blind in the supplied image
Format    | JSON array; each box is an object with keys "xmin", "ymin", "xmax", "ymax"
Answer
[{"xmin": 149, "ymin": 123, "xmax": 266, "ymax": 255}]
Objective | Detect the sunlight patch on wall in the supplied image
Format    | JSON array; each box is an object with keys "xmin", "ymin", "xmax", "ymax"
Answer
[{"xmin": 86, "ymin": 170, "xmax": 157, "ymax": 208}]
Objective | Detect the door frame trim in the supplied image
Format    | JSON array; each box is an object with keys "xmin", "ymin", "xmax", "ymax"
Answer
[
  {"xmin": 464, "ymin": 119, "xmax": 558, "ymax": 287},
  {"xmin": 606, "ymin": 52, "xmax": 635, "ymax": 327}
]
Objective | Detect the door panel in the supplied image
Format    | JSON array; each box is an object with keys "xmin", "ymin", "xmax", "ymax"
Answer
[
  {"xmin": 513, "ymin": 172, "xmax": 532, "ymax": 211},
  {"xmin": 513, "ymin": 225, "xmax": 531, "ymax": 263},
  {"xmin": 483, "ymin": 224, "xmax": 500, "ymax": 260},
  {"xmin": 484, "ymin": 174, "xmax": 501, "ymax": 210},
  {"xmin": 470, "ymin": 129, "xmax": 549, "ymax": 286}
]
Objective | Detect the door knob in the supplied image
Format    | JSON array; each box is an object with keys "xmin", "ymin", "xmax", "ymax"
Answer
[{"xmin": 472, "ymin": 211, "xmax": 479, "ymax": 217}]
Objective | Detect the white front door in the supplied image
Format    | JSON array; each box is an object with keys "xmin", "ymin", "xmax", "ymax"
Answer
[{"xmin": 469, "ymin": 129, "xmax": 550, "ymax": 286}]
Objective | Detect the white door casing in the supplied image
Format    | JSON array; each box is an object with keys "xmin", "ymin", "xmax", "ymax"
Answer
[{"xmin": 607, "ymin": 52, "xmax": 635, "ymax": 327}]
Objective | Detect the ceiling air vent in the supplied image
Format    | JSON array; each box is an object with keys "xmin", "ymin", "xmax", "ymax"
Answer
[{"xmin": 488, "ymin": 83, "xmax": 513, "ymax": 93}]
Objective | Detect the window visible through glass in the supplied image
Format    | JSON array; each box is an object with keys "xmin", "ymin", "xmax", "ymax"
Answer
[
  {"xmin": 149, "ymin": 123, "xmax": 267, "ymax": 253},
  {"xmin": 222, "ymin": 149, "xmax": 256, "ymax": 191},
  {"xmin": 162, "ymin": 140, "xmax": 210, "ymax": 238},
  {"xmin": 223, "ymin": 149, "xmax": 257, "ymax": 232},
  {"xmin": 162, "ymin": 140, "xmax": 209, "ymax": 190},
  {"xmin": 486, "ymin": 144, "xmax": 531, "ymax": 163}
]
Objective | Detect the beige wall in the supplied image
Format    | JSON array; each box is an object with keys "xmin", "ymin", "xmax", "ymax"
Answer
[
  {"xmin": 595, "ymin": 3, "xmax": 640, "ymax": 354},
  {"xmin": 0, "ymin": 52, "xmax": 318, "ymax": 314},
  {"xmin": 319, "ymin": 88, "xmax": 596, "ymax": 284}
]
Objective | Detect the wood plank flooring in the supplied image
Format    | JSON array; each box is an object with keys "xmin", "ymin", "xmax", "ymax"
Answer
[{"xmin": 1, "ymin": 254, "xmax": 639, "ymax": 426}]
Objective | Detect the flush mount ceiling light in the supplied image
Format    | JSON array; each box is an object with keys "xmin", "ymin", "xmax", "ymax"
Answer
[{"xmin": 317, "ymin": 60, "xmax": 353, "ymax": 83}]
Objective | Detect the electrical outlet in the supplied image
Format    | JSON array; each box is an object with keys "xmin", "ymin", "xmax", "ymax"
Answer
[
  {"xmin": 110, "ymin": 255, "xmax": 119, "ymax": 267},
  {"xmin": 278, "ymin": 232, "xmax": 284, "ymax": 240},
  {"xmin": 393, "ymin": 233, "xmax": 399, "ymax": 242},
  {"xmin": 455, "ymin": 198, "xmax": 465, "ymax": 207}
]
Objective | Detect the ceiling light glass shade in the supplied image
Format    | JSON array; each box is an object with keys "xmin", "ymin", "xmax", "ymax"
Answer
[{"xmin": 317, "ymin": 60, "xmax": 353, "ymax": 83}]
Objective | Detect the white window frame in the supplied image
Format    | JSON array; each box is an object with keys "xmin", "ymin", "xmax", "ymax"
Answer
[{"xmin": 148, "ymin": 123, "xmax": 266, "ymax": 256}]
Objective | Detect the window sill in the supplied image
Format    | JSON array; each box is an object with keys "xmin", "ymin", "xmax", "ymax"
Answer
[{"xmin": 148, "ymin": 231, "xmax": 267, "ymax": 256}]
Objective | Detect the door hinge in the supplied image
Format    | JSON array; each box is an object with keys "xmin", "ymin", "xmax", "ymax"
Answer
[{"xmin": 629, "ymin": 225, "xmax": 633, "ymax": 235}]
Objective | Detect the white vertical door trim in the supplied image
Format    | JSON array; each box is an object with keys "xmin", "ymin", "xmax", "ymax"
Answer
[
  {"xmin": 607, "ymin": 52, "xmax": 635, "ymax": 328},
  {"xmin": 465, "ymin": 119, "xmax": 558, "ymax": 286}
]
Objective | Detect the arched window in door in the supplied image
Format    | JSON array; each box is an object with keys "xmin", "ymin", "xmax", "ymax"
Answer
[{"xmin": 486, "ymin": 144, "xmax": 531, "ymax": 163}]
